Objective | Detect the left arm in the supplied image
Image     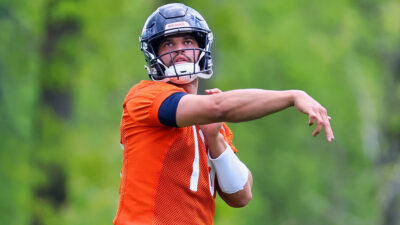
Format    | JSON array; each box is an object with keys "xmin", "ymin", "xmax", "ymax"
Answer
[
  {"xmin": 200, "ymin": 124, "xmax": 253, "ymax": 207},
  {"xmin": 218, "ymin": 170, "xmax": 253, "ymax": 208}
]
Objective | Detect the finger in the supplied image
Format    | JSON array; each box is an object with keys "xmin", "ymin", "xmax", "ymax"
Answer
[
  {"xmin": 205, "ymin": 88, "xmax": 222, "ymax": 94},
  {"xmin": 308, "ymin": 114, "xmax": 316, "ymax": 126},
  {"xmin": 209, "ymin": 89, "xmax": 218, "ymax": 94},
  {"xmin": 320, "ymin": 110, "xmax": 334, "ymax": 141},
  {"xmin": 323, "ymin": 122, "xmax": 334, "ymax": 142},
  {"xmin": 205, "ymin": 88, "xmax": 218, "ymax": 92},
  {"xmin": 312, "ymin": 114, "xmax": 324, "ymax": 136},
  {"xmin": 321, "ymin": 114, "xmax": 334, "ymax": 142},
  {"xmin": 312, "ymin": 123, "xmax": 322, "ymax": 137}
]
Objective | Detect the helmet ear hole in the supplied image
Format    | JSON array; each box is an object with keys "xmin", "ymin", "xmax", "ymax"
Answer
[
  {"xmin": 200, "ymin": 52, "xmax": 212, "ymax": 71},
  {"xmin": 153, "ymin": 63, "xmax": 165, "ymax": 80},
  {"xmin": 193, "ymin": 32, "xmax": 205, "ymax": 49},
  {"xmin": 198, "ymin": 54, "xmax": 206, "ymax": 70}
]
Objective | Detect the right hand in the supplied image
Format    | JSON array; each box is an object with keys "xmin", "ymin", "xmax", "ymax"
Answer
[{"xmin": 293, "ymin": 91, "xmax": 334, "ymax": 142}]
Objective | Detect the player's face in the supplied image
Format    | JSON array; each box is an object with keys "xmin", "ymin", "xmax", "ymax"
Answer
[{"xmin": 158, "ymin": 35, "xmax": 200, "ymax": 67}]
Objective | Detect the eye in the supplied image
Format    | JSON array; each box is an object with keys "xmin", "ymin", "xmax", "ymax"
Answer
[
  {"xmin": 184, "ymin": 40, "xmax": 194, "ymax": 45},
  {"xmin": 160, "ymin": 41, "xmax": 172, "ymax": 49},
  {"xmin": 164, "ymin": 41, "xmax": 173, "ymax": 47}
]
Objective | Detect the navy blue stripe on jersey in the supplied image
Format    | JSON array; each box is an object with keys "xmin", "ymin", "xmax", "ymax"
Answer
[{"xmin": 158, "ymin": 92, "xmax": 187, "ymax": 127}]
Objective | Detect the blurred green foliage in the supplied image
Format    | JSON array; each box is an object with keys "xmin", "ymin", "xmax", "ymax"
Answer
[{"xmin": 1, "ymin": 0, "xmax": 400, "ymax": 224}]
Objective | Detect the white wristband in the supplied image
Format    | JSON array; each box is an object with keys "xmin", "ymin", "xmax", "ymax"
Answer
[{"xmin": 209, "ymin": 144, "xmax": 249, "ymax": 194}]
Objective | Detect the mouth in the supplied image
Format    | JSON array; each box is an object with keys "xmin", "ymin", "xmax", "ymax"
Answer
[
  {"xmin": 175, "ymin": 59, "xmax": 188, "ymax": 64},
  {"xmin": 173, "ymin": 54, "xmax": 191, "ymax": 65}
]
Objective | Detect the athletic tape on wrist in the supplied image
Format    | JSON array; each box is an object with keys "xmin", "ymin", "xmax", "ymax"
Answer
[{"xmin": 209, "ymin": 143, "xmax": 249, "ymax": 194}]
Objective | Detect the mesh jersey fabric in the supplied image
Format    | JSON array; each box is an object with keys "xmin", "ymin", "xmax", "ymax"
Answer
[{"xmin": 113, "ymin": 80, "xmax": 238, "ymax": 225}]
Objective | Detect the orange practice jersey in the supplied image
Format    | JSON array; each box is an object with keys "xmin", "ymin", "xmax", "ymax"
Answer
[{"xmin": 113, "ymin": 80, "xmax": 237, "ymax": 225}]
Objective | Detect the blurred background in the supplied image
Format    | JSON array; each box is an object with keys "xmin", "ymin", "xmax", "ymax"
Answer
[{"xmin": 1, "ymin": 0, "xmax": 400, "ymax": 224}]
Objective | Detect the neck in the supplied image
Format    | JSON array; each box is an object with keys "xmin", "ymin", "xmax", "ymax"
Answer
[{"xmin": 173, "ymin": 78, "xmax": 199, "ymax": 94}]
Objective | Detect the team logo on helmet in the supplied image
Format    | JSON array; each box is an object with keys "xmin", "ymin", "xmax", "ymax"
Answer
[{"xmin": 165, "ymin": 21, "xmax": 190, "ymax": 29}]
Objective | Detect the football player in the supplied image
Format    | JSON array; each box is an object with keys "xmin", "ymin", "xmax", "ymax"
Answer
[{"xmin": 113, "ymin": 3, "xmax": 334, "ymax": 225}]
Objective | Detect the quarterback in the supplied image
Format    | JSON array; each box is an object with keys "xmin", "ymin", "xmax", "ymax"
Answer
[{"xmin": 113, "ymin": 3, "xmax": 334, "ymax": 225}]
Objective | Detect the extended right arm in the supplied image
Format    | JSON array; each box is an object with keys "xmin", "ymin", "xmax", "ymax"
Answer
[{"xmin": 176, "ymin": 89, "xmax": 334, "ymax": 141}]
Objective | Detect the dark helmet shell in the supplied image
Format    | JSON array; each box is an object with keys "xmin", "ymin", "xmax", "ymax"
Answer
[{"xmin": 140, "ymin": 3, "xmax": 213, "ymax": 80}]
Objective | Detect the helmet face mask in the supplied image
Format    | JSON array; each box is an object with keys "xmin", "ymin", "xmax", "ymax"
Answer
[{"xmin": 140, "ymin": 3, "xmax": 214, "ymax": 84}]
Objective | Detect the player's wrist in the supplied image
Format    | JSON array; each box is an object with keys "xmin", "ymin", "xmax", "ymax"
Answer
[
  {"xmin": 204, "ymin": 132, "xmax": 224, "ymax": 144},
  {"xmin": 291, "ymin": 90, "xmax": 305, "ymax": 106},
  {"xmin": 207, "ymin": 134, "xmax": 226, "ymax": 159},
  {"xmin": 208, "ymin": 144, "xmax": 249, "ymax": 194}
]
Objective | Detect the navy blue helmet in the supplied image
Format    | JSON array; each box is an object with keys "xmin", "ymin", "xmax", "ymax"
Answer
[{"xmin": 140, "ymin": 3, "xmax": 213, "ymax": 84}]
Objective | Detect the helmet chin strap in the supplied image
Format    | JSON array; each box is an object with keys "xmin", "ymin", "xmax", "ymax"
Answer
[{"xmin": 155, "ymin": 51, "xmax": 207, "ymax": 84}]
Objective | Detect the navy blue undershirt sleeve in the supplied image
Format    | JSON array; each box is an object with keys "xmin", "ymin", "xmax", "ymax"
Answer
[{"xmin": 158, "ymin": 92, "xmax": 187, "ymax": 127}]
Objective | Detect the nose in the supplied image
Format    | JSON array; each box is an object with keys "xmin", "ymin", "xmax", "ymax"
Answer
[
  {"xmin": 172, "ymin": 44, "xmax": 187, "ymax": 58},
  {"xmin": 176, "ymin": 43, "xmax": 186, "ymax": 52}
]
